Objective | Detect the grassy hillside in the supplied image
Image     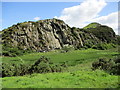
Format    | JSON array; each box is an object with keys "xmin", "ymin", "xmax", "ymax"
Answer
[{"xmin": 1, "ymin": 48, "xmax": 119, "ymax": 88}]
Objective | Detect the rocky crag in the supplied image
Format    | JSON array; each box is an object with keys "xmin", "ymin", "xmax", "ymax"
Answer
[{"xmin": 1, "ymin": 18, "xmax": 118, "ymax": 55}]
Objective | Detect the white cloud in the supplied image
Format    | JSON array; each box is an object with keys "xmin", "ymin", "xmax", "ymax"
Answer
[
  {"xmin": 55, "ymin": 0, "xmax": 107, "ymax": 27},
  {"xmin": 55, "ymin": 0, "xmax": 118, "ymax": 34},
  {"xmin": 34, "ymin": 17, "xmax": 40, "ymax": 21},
  {"xmin": 92, "ymin": 12, "xmax": 118, "ymax": 34}
]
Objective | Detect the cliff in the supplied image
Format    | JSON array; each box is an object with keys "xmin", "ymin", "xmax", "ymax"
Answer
[{"xmin": 1, "ymin": 18, "xmax": 117, "ymax": 55}]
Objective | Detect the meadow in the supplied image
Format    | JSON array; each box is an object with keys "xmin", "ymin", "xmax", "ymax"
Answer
[
  {"xmin": 1, "ymin": 48, "xmax": 119, "ymax": 88},
  {"xmin": 2, "ymin": 69, "xmax": 119, "ymax": 88},
  {"xmin": 1, "ymin": 48, "xmax": 118, "ymax": 65}
]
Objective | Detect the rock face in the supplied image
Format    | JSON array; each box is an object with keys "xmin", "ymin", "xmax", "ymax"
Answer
[{"xmin": 1, "ymin": 18, "xmax": 117, "ymax": 52}]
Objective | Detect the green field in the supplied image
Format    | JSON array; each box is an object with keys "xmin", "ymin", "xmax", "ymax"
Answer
[
  {"xmin": 1, "ymin": 48, "xmax": 118, "ymax": 65},
  {"xmin": 1, "ymin": 48, "xmax": 119, "ymax": 88},
  {"xmin": 2, "ymin": 70, "xmax": 119, "ymax": 88}
]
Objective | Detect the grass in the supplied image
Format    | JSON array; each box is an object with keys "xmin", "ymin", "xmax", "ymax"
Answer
[
  {"xmin": 83, "ymin": 22, "xmax": 100, "ymax": 29},
  {"xmin": 1, "ymin": 48, "xmax": 119, "ymax": 88},
  {"xmin": 1, "ymin": 48, "xmax": 118, "ymax": 66},
  {"xmin": 2, "ymin": 69, "xmax": 119, "ymax": 88}
]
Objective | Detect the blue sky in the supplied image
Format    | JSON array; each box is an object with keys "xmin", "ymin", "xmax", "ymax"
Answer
[
  {"xmin": 1, "ymin": 1, "xmax": 118, "ymax": 34},
  {"xmin": 2, "ymin": 2, "xmax": 81, "ymax": 29}
]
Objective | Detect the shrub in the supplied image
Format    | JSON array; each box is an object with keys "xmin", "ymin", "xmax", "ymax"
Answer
[
  {"xmin": 86, "ymin": 25, "xmax": 116, "ymax": 43},
  {"xmin": 2, "ymin": 63, "xmax": 30, "ymax": 77},
  {"xmin": 61, "ymin": 45, "xmax": 74, "ymax": 53},
  {"xmin": 92, "ymin": 57, "xmax": 120, "ymax": 75},
  {"xmin": 2, "ymin": 45, "xmax": 33, "ymax": 57},
  {"xmin": 2, "ymin": 46, "xmax": 24, "ymax": 57},
  {"xmin": 92, "ymin": 45, "xmax": 97, "ymax": 49},
  {"xmin": 29, "ymin": 56, "xmax": 51, "ymax": 73},
  {"xmin": 29, "ymin": 56, "xmax": 63, "ymax": 74},
  {"xmin": 2, "ymin": 56, "xmax": 67, "ymax": 77},
  {"xmin": 92, "ymin": 43, "xmax": 116, "ymax": 50}
]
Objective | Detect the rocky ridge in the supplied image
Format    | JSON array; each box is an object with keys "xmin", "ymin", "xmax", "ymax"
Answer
[{"xmin": 1, "ymin": 18, "xmax": 117, "ymax": 53}]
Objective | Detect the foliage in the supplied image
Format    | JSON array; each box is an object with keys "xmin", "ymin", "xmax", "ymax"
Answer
[
  {"xmin": 2, "ymin": 47, "xmax": 23, "ymax": 57},
  {"xmin": 2, "ymin": 63, "xmax": 30, "ymax": 77},
  {"xmin": 92, "ymin": 43, "xmax": 116, "ymax": 50},
  {"xmin": 117, "ymin": 35, "xmax": 120, "ymax": 45},
  {"xmin": 92, "ymin": 57, "xmax": 120, "ymax": 75},
  {"xmin": 2, "ymin": 56, "xmax": 67, "ymax": 77},
  {"xmin": 83, "ymin": 40, "xmax": 95, "ymax": 48},
  {"xmin": 60, "ymin": 45, "xmax": 75, "ymax": 53},
  {"xmin": 85, "ymin": 25, "xmax": 116, "ymax": 43},
  {"xmin": 28, "ymin": 56, "xmax": 65, "ymax": 74},
  {"xmin": 2, "ymin": 45, "xmax": 33, "ymax": 57}
]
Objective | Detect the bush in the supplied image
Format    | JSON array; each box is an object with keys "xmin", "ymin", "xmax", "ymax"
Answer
[
  {"xmin": 86, "ymin": 25, "xmax": 116, "ymax": 43},
  {"xmin": 2, "ymin": 56, "xmax": 67, "ymax": 77},
  {"xmin": 29, "ymin": 56, "xmax": 63, "ymax": 74},
  {"xmin": 92, "ymin": 43, "xmax": 116, "ymax": 50},
  {"xmin": 2, "ymin": 63, "xmax": 30, "ymax": 77},
  {"xmin": 2, "ymin": 46, "xmax": 24, "ymax": 57},
  {"xmin": 61, "ymin": 45, "xmax": 74, "ymax": 53},
  {"xmin": 2, "ymin": 45, "xmax": 33, "ymax": 57},
  {"xmin": 92, "ymin": 57, "xmax": 120, "ymax": 75}
]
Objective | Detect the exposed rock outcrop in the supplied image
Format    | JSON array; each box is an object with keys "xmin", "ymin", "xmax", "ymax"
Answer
[{"xmin": 1, "ymin": 18, "xmax": 117, "ymax": 53}]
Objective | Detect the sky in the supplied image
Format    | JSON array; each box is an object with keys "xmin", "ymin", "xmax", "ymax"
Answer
[{"xmin": 1, "ymin": 0, "xmax": 119, "ymax": 34}]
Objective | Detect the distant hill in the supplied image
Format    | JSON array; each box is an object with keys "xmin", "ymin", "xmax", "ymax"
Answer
[
  {"xmin": 1, "ymin": 18, "xmax": 118, "ymax": 56},
  {"xmin": 83, "ymin": 22, "xmax": 101, "ymax": 29},
  {"xmin": 84, "ymin": 23, "xmax": 116, "ymax": 43}
]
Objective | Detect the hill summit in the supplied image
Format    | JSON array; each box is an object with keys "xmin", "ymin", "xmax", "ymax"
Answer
[{"xmin": 83, "ymin": 22, "xmax": 101, "ymax": 29}]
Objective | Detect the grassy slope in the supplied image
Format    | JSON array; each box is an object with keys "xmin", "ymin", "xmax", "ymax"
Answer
[
  {"xmin": 1, "ymin": 48, "xmax": 118, "ymax": 65},
  {"xmin": 1, "ymin": 48, "xmax": 119, "ymax": 88}
]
